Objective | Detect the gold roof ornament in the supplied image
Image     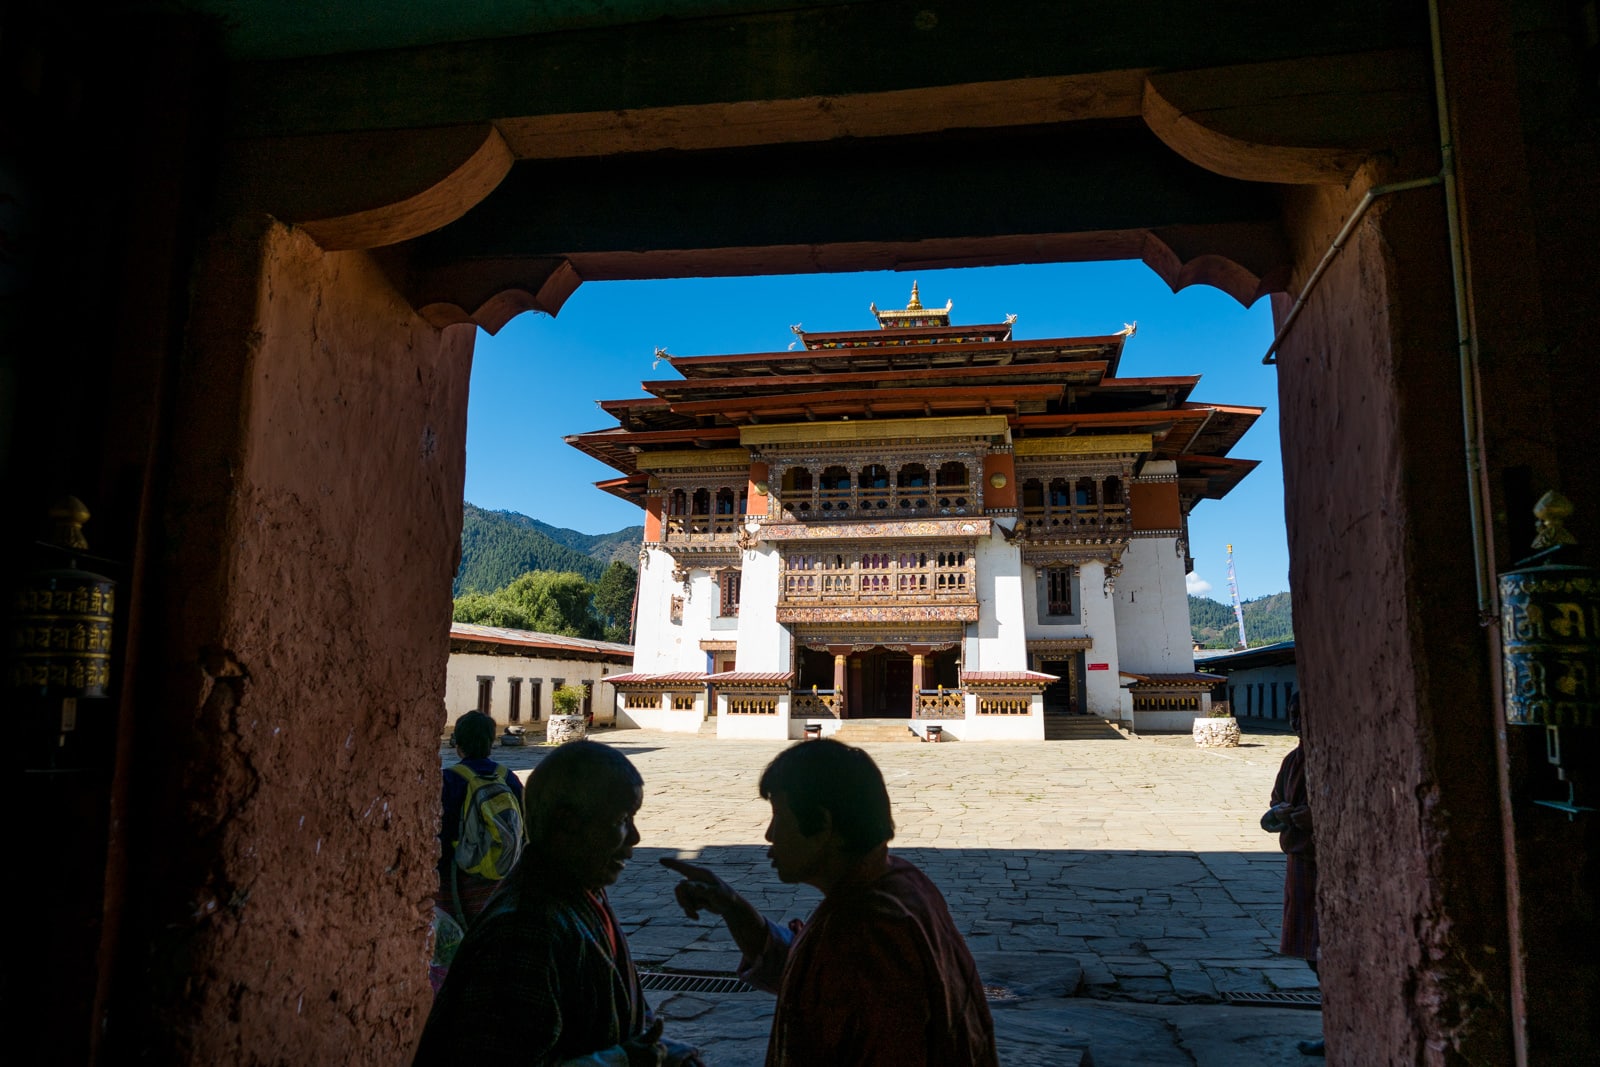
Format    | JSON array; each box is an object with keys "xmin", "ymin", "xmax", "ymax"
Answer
[
  {"xmin": 1531, "ymin": 490, "xmax": 1578, "ymax": 550},
  {"xmin": 872, "ymin": 281, "xmax": 953, "ymax": 329}
]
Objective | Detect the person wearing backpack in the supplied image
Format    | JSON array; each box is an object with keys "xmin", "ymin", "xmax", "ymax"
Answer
[{"xmin": 438, "ymin": 711, "xmax": 526, "ymax": 927}]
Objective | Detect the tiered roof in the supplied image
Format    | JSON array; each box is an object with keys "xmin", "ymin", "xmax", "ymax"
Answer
[{"xmin": 566, "ymin": 286, "xmax": 1260, "ymax": 511}]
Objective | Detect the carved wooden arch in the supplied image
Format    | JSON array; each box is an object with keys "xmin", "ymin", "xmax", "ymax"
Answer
[{"xmin": 226, "ymin": 124, "xmax": 515, "ymax": 252}]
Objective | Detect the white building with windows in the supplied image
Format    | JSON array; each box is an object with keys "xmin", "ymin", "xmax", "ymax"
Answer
[
  {"xmin": 568, "ymin": 289, "xmax": 1250, "ymax": 739},
  {"xmin": 444, "ymin": 623, "xmax": 633, "ymax": 734}
]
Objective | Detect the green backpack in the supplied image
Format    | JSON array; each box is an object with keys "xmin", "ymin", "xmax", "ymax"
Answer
[{"xmin": 450, "ymin": 763, "xmax": 526, "ymax": 881}]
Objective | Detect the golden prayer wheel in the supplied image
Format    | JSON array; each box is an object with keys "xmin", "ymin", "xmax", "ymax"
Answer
[{"xmin": 10, "ymin": 496, "xmax": 116, "ymax": 699}]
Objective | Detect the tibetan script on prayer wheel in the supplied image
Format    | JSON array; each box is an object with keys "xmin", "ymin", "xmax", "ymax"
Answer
[{"xmin": 1500, "ymin": 569, "xmax": 1599, "ymax": 727}]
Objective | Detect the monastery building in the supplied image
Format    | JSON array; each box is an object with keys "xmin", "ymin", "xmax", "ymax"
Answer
[{"xmin": 567, "ymin": 287, "xmax": 1257, "ymax": 740}]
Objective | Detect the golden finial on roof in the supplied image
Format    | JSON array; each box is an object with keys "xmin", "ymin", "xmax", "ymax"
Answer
[{"xmin": 906, "ymin": 282, "xmax": 922, "ymax": 310}]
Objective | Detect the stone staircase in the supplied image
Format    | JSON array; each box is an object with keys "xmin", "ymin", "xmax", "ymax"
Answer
[
  {"xmin": 831, "ymin": 718, "xmax": 922, "ymax": 743},
  {"xmin": 695, "ymin": 717, "xmax": 719, "ymax": 738},
  {"xmin": 1043, "ymin": 714, "xmax": 1130, "ymax": 741}
]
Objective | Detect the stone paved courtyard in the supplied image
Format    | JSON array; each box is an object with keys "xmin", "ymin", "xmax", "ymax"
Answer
[{"xmin": 448, "ymin": 725, "xmax": 1325, "ymax": 1065}]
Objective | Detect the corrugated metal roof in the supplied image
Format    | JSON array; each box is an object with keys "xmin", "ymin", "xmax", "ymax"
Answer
[
  {"xmin": 604, "ymin": 671, "xmax": 708, "ymax": 685},
  {"xmin": 1119, "ymin": 671, "xmax": 1226, "ymax": 685},
  {"xmin": 1193, "ymin": 640, "xmax": 1296, "ymax": 671},
  {"xmin": 962, "ymin": 670, "xmax": 1059, "ymax": 684},
  {"xmin": 704, "ymin": 671, "xmax": 793, "ymax": 685},
  {"xmin": 449, "ymin": 622, "xmax": 633, "ymax": 657}
]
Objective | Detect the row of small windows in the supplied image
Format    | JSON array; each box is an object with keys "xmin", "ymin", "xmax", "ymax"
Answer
[
  {"xmin": 665, "ymin": 487, "xmax": 749, "ymax": 515},
  {"xmin": 786, "ymin": 550, "xmax": 968, "ymax": 570},
  {"xmin": 472, "ymin": 676, "xmax": 591, "ymax": 722},
  {"xmin": 1019, "ymin": 476, "xmax": 1124, "ymax": 509},
  {"xmin": 781, "ymin": 462, "xmax": 972, "ymax": 513}
]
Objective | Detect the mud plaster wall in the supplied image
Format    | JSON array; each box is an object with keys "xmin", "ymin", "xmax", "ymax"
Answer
[
  {"xmin": 1275, "ymin": 172, "xmax": 1511, "ymax": 1064},
  {"xmin": 129, "ymin": 218, "xmax": 474, "ymax": 1063}
]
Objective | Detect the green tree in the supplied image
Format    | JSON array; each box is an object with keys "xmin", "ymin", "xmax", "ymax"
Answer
[
  {"xmin": 592, "ymin": 561, "xmax": 638, "ymax": 643},
  {"xmin": 453, "ymin": 571, "xmax": 601, "ymax": 638}
]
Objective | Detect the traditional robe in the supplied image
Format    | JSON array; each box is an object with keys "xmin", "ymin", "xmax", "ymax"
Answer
[
  {"xmin": 1271, "ymin": 744, "xmax": 1319, "ymax": 961},
  {"xmin": 414, "ymin": 854, "xmax": 646, "ymax": 1066},
  {"xmin": 740, "ymin": 855, "xmax": 998, "ymax": 1067}
]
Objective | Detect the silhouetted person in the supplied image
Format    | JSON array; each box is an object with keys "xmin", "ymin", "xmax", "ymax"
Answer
[
  {"xmin": 438, "ymin": 711, "xmax": 524, "ymax": 927},
  {"xmin": 416, "ymin": 740, "xmax": 700, "ymax": 1065},
  {"xmin": 1262, "ymin": 692, "xmax": 1323, "ymax": 1057},
  {"xmin": 662, "ymin": 738, "xmax": 997, "ymax": 1067}
]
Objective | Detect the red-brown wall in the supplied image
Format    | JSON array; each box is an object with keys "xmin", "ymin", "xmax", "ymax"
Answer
[
  {"xmin": 1129, "ymin": 480, "xmax": 1180, "ymax": 531},
  {"xmin": 126, "ymin": 219, "xmax": 475, "ymax": 1063}
]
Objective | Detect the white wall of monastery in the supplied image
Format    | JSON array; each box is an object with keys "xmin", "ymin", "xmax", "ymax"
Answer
[
  {"xmin": 735, "ymin": 539, "xmax": 789, "ymax": 671},
  {"xmin": 632, "ymin": 547, "xmax": 719, "ymax": 673},
  {"xmin": 967, "ymin": 529, "xmax": 1028, "ymax": 671},
  {"xmin": 1017, "ymin": 557, "xmax": 1128, "ymax": 719},
  {"xmin": 1112, "ymin": 536, "xmax": 1196, "ymax": 675}
]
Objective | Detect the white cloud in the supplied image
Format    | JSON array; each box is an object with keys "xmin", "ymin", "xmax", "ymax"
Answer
[{"xmin": 1186, "ymin": 572, "xmax": 1213, "ymax": 596}]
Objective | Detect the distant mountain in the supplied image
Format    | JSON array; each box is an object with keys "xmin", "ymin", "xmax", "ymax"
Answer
[
  {"xmin": 1190, "ymin": 592, "xmax": 1294, "ymax": 649},
  {"xmin": 455, "ymin": 504, "xmax": 643, "ymax": 595}
]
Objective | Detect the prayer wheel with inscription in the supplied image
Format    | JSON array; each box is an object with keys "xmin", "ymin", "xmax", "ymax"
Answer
[
  {"xmin": 10, "ymin": 496, "xmax": 116, "ymax": 699},
  {"xmin": 1498, "ymin": 492, "xmax": 1598, "ymax": 815},
  {"xmin": 1500, "ymin": 493, "xmax": 1598, "ymax": 729}
]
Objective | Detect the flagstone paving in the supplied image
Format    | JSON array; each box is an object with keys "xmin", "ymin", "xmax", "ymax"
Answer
[{"xmin": 453, "ymin": 726, "xmax": 1325, "ymax": 1065}]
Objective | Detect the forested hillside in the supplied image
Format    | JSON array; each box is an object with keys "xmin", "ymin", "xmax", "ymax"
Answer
[
  {"xmin": 454, "ymin": 504, "xmax": 642, "ymax": 595},
  {"xmin": 1190, "ymin": 592, "xmax": 1294, "ymax": 649},
  {"xmin": 491, "ymin": 510, "xmax": 644, "ymax": 569}
]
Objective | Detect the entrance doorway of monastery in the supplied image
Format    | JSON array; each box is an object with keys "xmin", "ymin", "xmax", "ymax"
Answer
[
  {"xmin": 1038, "ymin": 656, "xmax": 1082, "ymax": 715},
  {"xmin": 851, "ymin": 649, "xmax": 913, "ymax": 718}
]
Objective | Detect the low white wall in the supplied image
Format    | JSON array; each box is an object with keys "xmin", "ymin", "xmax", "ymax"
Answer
[
  {"xmin": 616, "ymin": 705, "xmax": 704, "ymax": 732},
  {"xmin": 788, "ymin": 717, "xmax": 845, "ymax": 740},
  {"xmin": 960, "ymin": 691, "xmax": 1046, "ymax": 740},
  {"xmin": 718, "ymin": 714, "xmax": 789, "ymax": 739},
  {"xmin": 1133, "ymin": 709, "xmax": 1199, "ymax": 733}
]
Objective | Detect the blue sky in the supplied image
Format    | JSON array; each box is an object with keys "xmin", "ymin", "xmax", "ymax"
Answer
[{"xmin": 464, "ymin": 262, "xmax": 1287, "ymax": 602}]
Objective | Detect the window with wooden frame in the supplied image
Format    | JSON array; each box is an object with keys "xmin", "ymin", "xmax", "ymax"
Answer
[
  {"xmin": 508, "ymin": 677, "xmax": 523, "ymax": 722},
  {"xmin": 719, "ymin": 569, "xmax": 742, "ymax": 617},
  {"xmin": 475, "ymin": 675, "xmax": 494, "ymax": 714},
  {"xmin": 1044, "ymin": 566, "xmax": 1074, "ymax": 617},
  {"xmin": 528, "ymin": 679, "xmax": 543, "ymax": 720}
]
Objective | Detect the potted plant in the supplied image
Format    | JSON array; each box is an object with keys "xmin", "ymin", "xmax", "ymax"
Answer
[
  {"xmin": 548, "ymin": 684, "xmax": 589, "ymax": 744},
  {"xmin": 1192, "ymin": 699, "xmax": 1241, "ymax": 748}
]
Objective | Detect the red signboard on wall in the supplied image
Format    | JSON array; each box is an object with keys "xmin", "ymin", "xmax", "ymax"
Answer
[{"xmin": 1087, "ymin": 663, "xmax": 1110, "ymax": 671}]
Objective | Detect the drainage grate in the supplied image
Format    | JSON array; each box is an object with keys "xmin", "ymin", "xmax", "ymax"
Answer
[
  {"xmin": 1223, "ymin": 990, "xmax": 1322, "ymax": 1009},
  {"xmin": 639, "ymin": 971, "xmax": 757, "ymax": 995}
]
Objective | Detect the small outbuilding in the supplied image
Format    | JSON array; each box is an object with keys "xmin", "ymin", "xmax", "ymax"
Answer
[
  {"xmin": 1193, "ymin": 640, "xmax": 1298, "ymax": 723},
  {"xmin": 445, "ymin": 623, "xmax": 634, "ymax": 734}
]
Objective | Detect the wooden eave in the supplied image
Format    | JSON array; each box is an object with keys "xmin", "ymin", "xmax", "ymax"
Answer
[
  {"xmin": 796, "ymin": 322, "xmax": 1016, "ymax": 346},
  {"xmin": 667, "ymin": 335, "xmax": 1126, "ymax": 379},
  {"xmin": 594, "ymin": 473, "xmax": 650, "ymax": 506},
  {"xmin": 667, "ymin": 382, "xmax": 1064, "ymax": 420},
  {"xmin": 1176, "ymin": 455, "xmax": 1260, "ymax": 501},
  {"xmin": 641, "ymin": 360, "xmax": 1108, "ymax": 402},
  {"xmin": 566, "ymin": 425, "xmax": 743, "ymax": 475},
  {"xmin": 1014, "ymin": 401, "xmax": 1259, "ymax": 461},
  {"xmin": 1081, "ymin": 374, "xmax": 1200, "ymax": 406},
  {"xmin": 1014, "ymin": 409, "xmax": 1190, "ymax": 452}
]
